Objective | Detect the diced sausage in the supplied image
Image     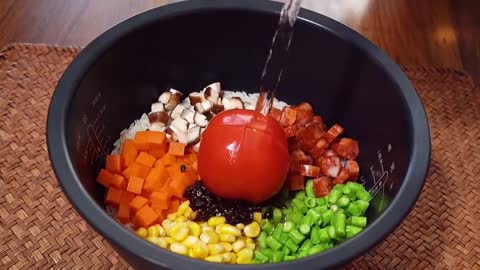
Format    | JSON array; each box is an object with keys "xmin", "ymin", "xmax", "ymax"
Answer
[
  {"xmin": 337, "ymin": 138, "xmax": 359, "ymax": 160},
  {"xmin": 295, "ymin": 124, "xmax": 325, "ymax": 152},
  {"xmin": 287, "ymin": 174, "xmax": 305, "ymax": 191},
  {"xmin": 345, "ymin": 160, "xmax": 360, "ymax": 181},
  {"xmin": 279, "ymin": 107, "xmax": 297, "ymax": 127},
  {"xmin": 313, "ymin": 176, "xmax": 332, "ymax": 197},
  {"xmin": 268, "ymin": 107, "xmax": 282, "ymax": 122},
  {"xmin": 298, "ymin": 164, "xmax": 321, "ymax": 178},
  {"xmin": 318, "ymin": 155, "xmax": 341, "ymax": 178},
  {"xmin": 293, "ymin": 102, "xmax": 314, "ymax": 125},
  {"xmin": 323, "ymin": 124, "xmax": 344, "ymax": 144},
  {"xmin": 309, "ymin": 116, "xmax": 326, "ymax": 131},
  {"xmin": 291, "ymin": 149, "xmax": 313, "ymax": 165},
  {"xmin": 329, "ymin": 137, "xmax": 341, "ymax": 153},
  {"xmin": 308, "ymin": 138, "xmax": 328, "ymax": 159},
  {"xmin": 332, "ymin": 168, "xmax": 350, "ymax": 184}
]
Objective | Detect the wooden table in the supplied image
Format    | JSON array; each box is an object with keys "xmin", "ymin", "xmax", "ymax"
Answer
[{"xmin": 0, "ymin": 0, "xmax": 478, "ymax": 86}]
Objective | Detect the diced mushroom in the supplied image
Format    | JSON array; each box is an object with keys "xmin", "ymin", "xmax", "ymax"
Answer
[
  {"xmin": 150, "ymin": 102, "xmax": 165, "ymax": 113},
  {"xmin": 170, "ymin": 104, "xmax": 186, "ymax": 119},
  {"xmin": 194, "ymin": 112, "xmax": 208, "ymax": 127},
  {"xmin": 150, "ymin": 123, "xmax": 167, "ymax": 132},
  {"xmin": 165, "ymin": 128, "xmax": 177, "ymax": 141},
  {"xmin": 159, "ymin": 92, "xmax": 172, "ymax": 104},
  {"xmin": 244, "ymin": 102, "xmax": 255, "ymax": 110},
  {"xmin": 195, "ymin": 103, "xmax": 205, "ymax": 113},
  {"xmin": 204, "ymin": 82, "xmax": 222, "ymax": 104},
  {"xmin": 222, "ymin": 97, "xmax": 244, "ymax": 110},
  {"xmin": 200, "ymin": 100, "xmax": 213, "ymax": 112},
  {"xmin": 204, "ymin": 111, "xmax": 216, "ymax": 121},
  {"xmin": 169, "ymin": 88, "xmax": 183, "ymax": 97},
  {"xmin": 186, "ymin": 126, "xmax": 201, "ymax": 145},
  {"xmin": 212, "ymin": 103, "xmax": 225, "ymax": 114},
  {"xmin": 189, "ymin": 92, "xmax": 204, "ymax": 105},
  {"xmin": 181, "ymin": 108, "xmax": 195, "ymax": 124},
  {"xmin": 170, "ymin": 117, "xmax": 189, "ymax": 133},
  {"xmin": 165, "ymin": 93, "xmax": 181, "ymax": 111},
  {"xmin": 148, "ymin": 111, "xmax": 169, "ymax": 125}
]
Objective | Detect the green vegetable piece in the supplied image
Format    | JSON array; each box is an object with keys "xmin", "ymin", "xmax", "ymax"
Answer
[
  {"xmin": 299, "ymin": 224, "xmax": 311, "ymax": 235},
  {"xmin": 314, "ymin": 205, "xmax": 329, "ymax": 214},
  {"xmin": 299, "ymin": 239, "xmax": 313, "ymax": 252},
  {"xmin": 326, "ymin": 226, "xmax": 336, "ymax": 239},
  {"xmin": 254, "ymin": 251, "xmax": 270, "ymax": 263},
  {"xmin": 262, "ymin": 220, "xmax": 275, "ymax": 234},
  {"xmin": 337, "ymin": 195, "xmax": 350, "ymax": 208},
  {"xmin": 285, "ymin": 239, "xmax": 299, "ymax": 253},
  {"xmin": 297, "ymin": 251, "xmax": 309, "ymax": 258},
  {"xmin": 310, "ymin": 226, "xmax": 321, "ymax": 244},
  {"xmin": 261, "ymin": 249, "xmax": 274, "ymax": 259},
  {"xmin": 351, "ymin": 216, "xmax": 367, "ymax": 228},
  {"xmin": 328, "ymin": 189, "xmax": 342, "ymax": 204},
  {"xmin": 290, "ymin": 211, "xmax": 304, "ymax": 225},
  {"xmin": 354, "ymin": 200, "xmax": 370, "ymax": 214},
  {"xmin": 356, "ymin": 189, "xmax": 372, "ymax": 201},
  {"xmin": 258, "ymin": 231, "xmax": 268, "ymax": 248},
  {"xmin": 284, "ymin": 255, "xmax": 297, "ymax": 261},
  {"xmin": 346, "ymin": 182, "xmax": 363, "ymax": 193},
  {"xmin": 272, "ymin": 251, "xmax": 284, "ymax": 263},
  {"xmin": 308, "ymin": 243, "xmax": 330, "ymax": 255},
  {"xmin": 273, "ymin": 208, "xmax": 283, "ymax": 223},
  {"xmin": 306, "ymin": 208, "xmax": 322, "ymax": 224},
  {"xmin": 266, "ymin": 236, "xmax": 283, "ymax": 251},
  {"xmin": 348, "ymin": 192, "xmax": 357, "ymax": 201},
  {"xmin": 305, "ymin": 197, "xmax": 316, "ymax": 208},
  {"xmin": 295, "ymin": 191, "xmax": 307, "ymax": 200},
  {"xmin": 318, "ymin": 228, "xmax": 330, "ymax": 243},
  {"xmin": 305, "ymin": 179, "xmax": 315, "ymax": 198},
  {"xmin": 321, "ymin": 210, "xmax": 334, "ymax": 226},
  {"xmin": 333, "ymin": 213, "xmax": 346, "ymax": 238},
  {"xmin": 333, "ymin": 184, "xmax": 345, "ymax": 192},
  {"xmin": 346, "ymin": 225, "xmax": 363, "ymax": 238},
  {"xmin": 273, "ymin": 223, "xmax": 284, "ymax": 240},
  {"xmin": 288, "ymin": 229, "xmax": 306, "ymax": 244},
  {"xmin": 347, "ymin": 202, "xmax": 362, "ymax": 216},
  {"xmin": 302, "ymin": 214, "xmax": 315, "ymax": 227},
  {"xmin": 279, "ymin": 232, "xmax": 290, "ymax": 244},
  {"xmin": 315, "ymin": 197, "xmax": 327, "ymax": 206},
  {"xmin": 282, "ymin": 245, "xmax": 291, "ymax": 256},
  {"xmin": 283, "ymin": 221, "xmax": 295, "ymax": 233},
  {"xmin": 292, "ymin": 198, "xmax": 308, "ymax": 214},
  {"xmin": 342, "ymin": 186, "xmax": 351, "ymax": 195}
]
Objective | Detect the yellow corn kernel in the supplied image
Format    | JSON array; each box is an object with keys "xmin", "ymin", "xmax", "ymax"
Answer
[
  {"xmin": 190, "ymin": 211, "xmax": 197, "ymax": 220},
  {"xmin": 253, "ymin": 212, "xmax": 262, "ymax": 223},
  {"xmin": 236, "ymin": 248, "xmax": 254, "ymax": 264},
  {"xmin": 166, "ymin": 237, "xmax": 175, "ymax": 244},
  {"xmin": 215, "ymin": 225, "xmax": 222, "ymax": 235},
  {"xmin": 135, "ymin": 228, "xmax": 147, "ymax": 238},
  {"xmin": 184, "ymin": 208, "xmax": 193, "ymax": 219},
  {"xmin": 177, "ymin": 200, "xmax": 190, "ymax": 216},
  {"xmin": 220, "ymin": 252, "xmax": 233, "ymax": 263},
  {"xmin": 170, "ymin": 223, "xmax": 189, "ymax": 242},
  {"xmin": 170, "ymin": 243, "xmax": 188, "ymax": 255},
  {"xmin": 232, "ymin": 239, "xmax": 245, "ymax": 253},
  {"xmin": 192, "ymin": 241, "xmax": 209, "ymax": 258},
  {"xmin": 219, "ymin": 233, "xmax": 236, "ymax": 243},
  {"xmin": 200, "ymin": 231, "xmax": 219, "ymax": 244},
  {"xmin": 156, "ymin": 225, "xmax": 166, "ymax": 237},
  {"xmin": 236, "ymin": 223, "xmax": 245, "ymax": 230},
  {"xmin": 200, "ymin": 222, "xmax": 209, "ymax": 227},
  {"xmin": 218, "ymin": 224, "xmax": 241, "ymax": 236},
  {"xmin": 208, "ymin": 216, "xmax": 226, "ymax": 227},
  {"xmin": 246, "ymin": 243, "xmax": 255, "ymax": 250},
  {"xmin": 156, "ymin": 237, "xmax": 168, "ymax": 248},
  {"xmin": 220, "ymin": 242, "xmax": 233, "ymax": 252},
  {"xmin": 145, "ymin": 236, "xmax": 158, "ymax": 245},
  {"xmin": 182, "ymin": 235, "xmax": 200, "ymax": 248},
  {"xmin": 243, "ymin": 222, "xmax": 260, "ymax": 238},
  {"xmin": 202, "ymin": 226, "xmax": 215, "ymax": 233},
  {"xmin": 188, "ymin": 248, "xmax": 196, "ymax": 258},
  {"xmin": 208, "ymin": 243, "xmax": 225, "ymax": 255},
  {"xmin": 188, "ymin": 222, "xmax": 202, "ymax": 237},
  {"xmin": 168, "ymin": 213, "xmax": 177, "ymax": 221},
  {"xmin": 229, "ymin": 253, "xmax": 237, "ymax": 264},
  {"xmin": 205, "ymin": 254, "xmax": 224, "ymax": 263},
  {"xmin": 147, "ymin": 225, "xmax": 160, "ymax": 237},
  {"xmin": 162, "ymin": 219, "xmax": 174, "ymax": 235},
  {"xmin": 175, "ymin": 216, "xmax": 187, "ymax": 223},
  {"xmin": 244, "ymin": 237, "xmax": 254, "ymax": 244}
]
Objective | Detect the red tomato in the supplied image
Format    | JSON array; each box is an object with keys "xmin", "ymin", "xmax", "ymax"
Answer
[{"xmin": 198, "ymin": 109, "xmax": 290, "ymax": 203}]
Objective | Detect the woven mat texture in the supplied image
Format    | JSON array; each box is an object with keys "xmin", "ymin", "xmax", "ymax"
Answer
[{"xmin": 0, "ymin": 44, "xmax": 479, "ymax": 270}]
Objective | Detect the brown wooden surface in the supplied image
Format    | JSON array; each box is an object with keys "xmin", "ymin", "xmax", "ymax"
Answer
[{"xmin": 0, "ymin": 0, "xmax": 479, "ymax": 86}]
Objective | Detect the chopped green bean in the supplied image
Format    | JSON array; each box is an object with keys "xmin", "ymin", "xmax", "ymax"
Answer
[
  {"xmin": 272, "ymin": 251, "xmax": 284, "ymax": 262},
  {"xmin": 285, "ymin": 239, "xmax": 299, "ymax": 253},
  {"xmin": 333, "ymin": 184, "xmax": 345, "ymax": 193},
  {"xmin": 356, "ymin": 189, "xmax": 372, "ymax": 201},
  {"xmin": 314, "ymin": 205, "xmax": 329, "ymax": 213},
  {"xmin": 283, "ymin": 221, "xmax": 295, "ymax": 232},
  {"xmin": 342, "ymin": 186, "xmax": 351, "ymax": 195},
  {"xmin": 315, "ymin": 197, "xmax": 327, "ymax": 206},
  {"xmin": 326, "ymin": 226, "xmax": 336, "ymax": 239},
  {"xmin": 254, "ymin": 251, "xmax": 270, "ymax": 263},
  {"xmin": 292, "ymin": 198, "xmax": 308, "ymax": 214},
  {"xmin": 262, "ymin": 220, "xmax": 275, "ymax": 234},
  {"xmin": 299, "ymin": 239, "xmax": 313, "ymax": 252},
  {"xmin": 279, "ymin": 232, "xmax": 290, "ymax": 244},
  {"xmin": 299, "ymin": 224, "xmax": 311, "ymax": 235},
  {"xmin": 266, "ymin": 236, "xmax": 283, "ymax": 251},
  {"xmin": 301, "ymin": 214, "xmax": 315, "ymax": 227},
  {"xmin": 346, "ymin": 225, "xmax": 363, "ymax": 238},
  {"xmin": 288, "ymin": 229, "xmax": 306, "ymax": 244},
  {"xmin": 306, "ymin": 209, "xmax": 322, "ymax": 224},
  {"xmin": 284, "ymin": 255, "xmax": 296, "ymax": 261},
  {"xmin": 354, "ymin": 200, "xmax": 370, "ymax": 214},
  {"xmin": 337, "ymin": 196, "xmax": 350, "ymax": 208},
  {"xmin": 347, "ymin": 203, "xmax": 362, "ymax": 216},
  {"xmin": 308, "ymin": 243, "xmax": 330, "ymax": 255},
  {"xmin": 290, "ymin": 211, "xmax": 304, "ymax": 225},
  {"xmin": 295, "ymin": 191, "xmax": 307, "ymax": 200},
  {"xmin": 318, "ymin": 228, "xmax": 330, "ymax": 243},
  {"xmin": 305, "ymin": 197, "xmax": 316, "ymax": 208},
  {"xmin": 348, "ymin": 192, "xmax": 357, "ymax": 201},
  {"xmin": 305, "ymin": 179, "xmax": 315, "ymax": 198},
  {"xmin": 321, "ymin": 210, "xmax": 334, "ymax": 226},
  {"xmin": 261, "ymin": 249, "xmax": 274, "ymax": 259},
  {"xmin": 282, "ymin": 245, "xmax": 291, "ymax": 256},
  {"xmin": 346, "ymin": 182, "xmax": 363, "ymax": 193},
  {"xmin": 258, "ymin": 231, "xmax": 268, "ymax": 248},
  {"xmin": 351, "ymin": 216, "xmax": 367, "ymax": 228},
  {"xmin": 310, "ymin": 226, "xmax": 320, "ymax": 244},
  {"xmin": 273, "ymin": 208, "xmax": 283, "ymax": 223},
  {"xmin": 272, "ymin": 223, "xmax": 284, "ymax": 240},
  {"xmin": 333, "ymin": 213, "xmax": 346, "ymax": 238},
  {"xmin": 328, "ymin": 189, "xmax": 342, "ymax": 204}
]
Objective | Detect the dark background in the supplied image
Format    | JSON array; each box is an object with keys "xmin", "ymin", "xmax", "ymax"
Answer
[{"xmin": 0, "ymin": 0, "xmax": 478, "ymax": 86}]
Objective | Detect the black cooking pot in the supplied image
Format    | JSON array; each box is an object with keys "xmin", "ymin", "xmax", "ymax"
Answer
[{"xmin": 46, "ymin": 0, "xmax": 430, "ymax": 269}]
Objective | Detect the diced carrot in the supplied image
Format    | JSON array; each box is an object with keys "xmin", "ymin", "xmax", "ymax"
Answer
[
  {"xmin": 133, "ymin": 131, "xmax": 151, "ymax": 151},
  {"xmin": 148, "ymin": 143, "xmax": 168, "ymax": 158},
  {"xmin": 143, "ymin": 167, "xmax": 169, "ymax": 193},
  {"xmin": 148, "ymin": 131, "xmax": 167, "ymax": 149},
  {"xmin": 123, "ymin": 162, "xmax": 151, "ymax": 179},
  {"xmin": 160, "ymin": 154, "xmax": 177, "ymax": 167},
  {"xmin": 168, "ymin": 177, "xmax": 189, "ymax": 198},
  {"xmin": 154, "ymin": 159, "xmax": 165, "ymax": 168},
  {"xmin": 165, "ymin": 197, "xmax": 181, "ymax": 215},
  {"xmin": 121, "ymin": 139, "xmax": 138, "ymax": 168},
  {"xmin": 119, "ymin": 191, "xmax": 136, "ymax": 205},
  {"xmin": 105, "ymin": 187, "xmax": 123, "ymax": 205},
  {"xmin": 133, "ymin": 205, "xmax": 158, "ymax": 228},
  {"xmin": 110, "ymin": 174, "xmax": 127, "ymax": 189},
  {"xmin": 97, "ymin": 169, "xmax": 113, "ymax": 187},
  {"xmin": 166, "ymin": 165, "xmax": 180, "ymax": 178},
  {"xmin": 127, "ymin": 176, "xmax": 145, "ymax": 195},
  {"xmin": 118, "ymin": 204, "xmax": 130, "ymax": 224},
  {"xmin": 178, "ymin": 153, "xmax": 197, "ymax": 165},
  {"xmin": 168, "ymin": 142, "xmax": 186, "ymax": 157},
  {"xmin": 136, "ymin": 151, "xmax": 156, "ymax": 168},
  {"xmin": 192, "ymin": 161, "xmax": 198, "ymax": 173},
  {"xmin": 150, "ymin": 191, "xmax": 170, "ymax": 210},
  {"xmin": 129, "ymin": 195, "xmax": 149, "ymax": 212},
  {"xmin": 106, "ymin": 154, "xmax": 122, "ymax": 173}
]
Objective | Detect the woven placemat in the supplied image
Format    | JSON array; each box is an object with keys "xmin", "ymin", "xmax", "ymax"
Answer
[{"xmin": 0, "ymin": 44, "xmax": 479, "ymax": 270}]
